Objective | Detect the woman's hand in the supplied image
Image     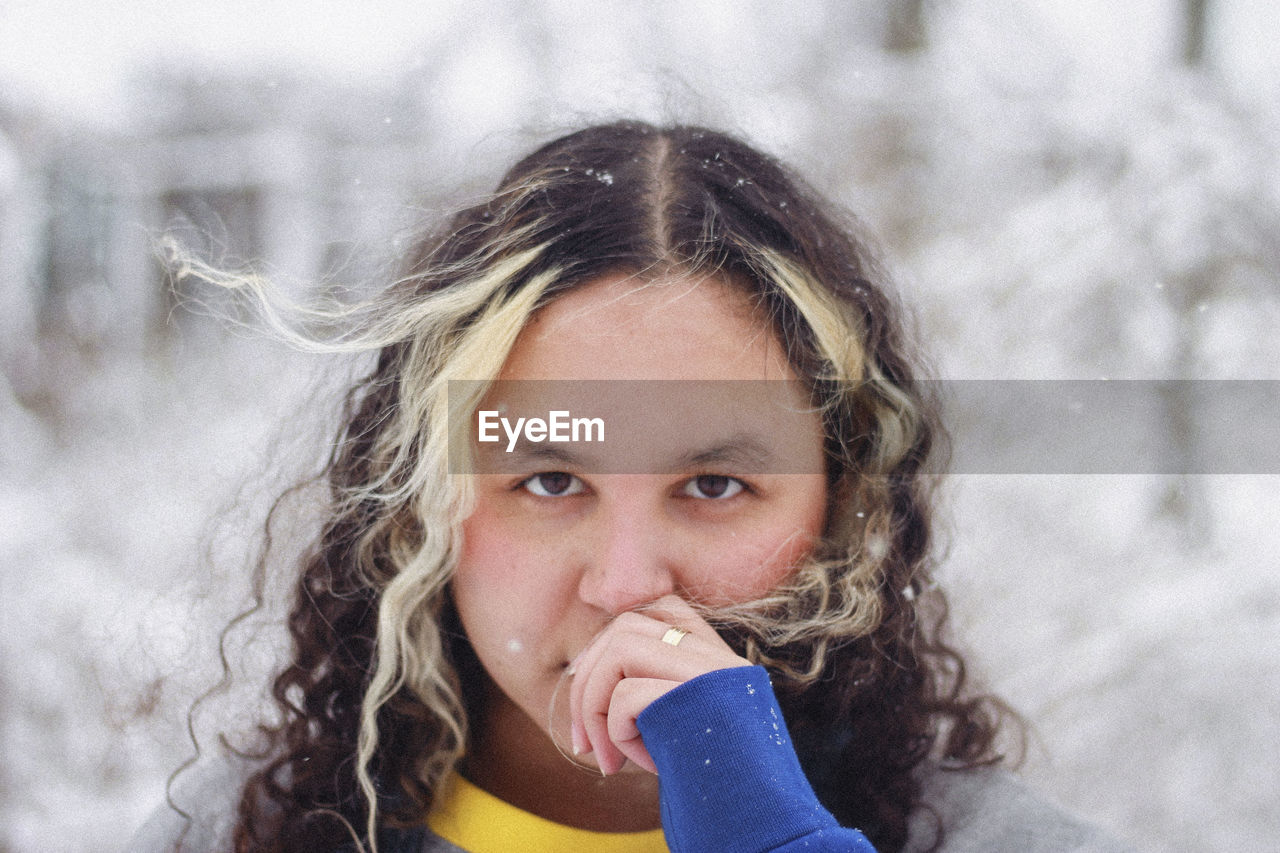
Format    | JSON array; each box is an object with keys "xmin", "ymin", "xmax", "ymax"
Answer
[{"xmin": 567, "ymin": 594, "xmax": 752, "ymax": 775}]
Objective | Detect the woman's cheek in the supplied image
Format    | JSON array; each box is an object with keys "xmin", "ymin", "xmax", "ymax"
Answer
[
  {"xmin": 690, "ymin": 524, "xmax": 819, "ymax": 605},
  {"xmin": 456, "ymin": 519, "xmax": 528, "ymax": 645},
  {"xmin": 457, "ymin": 509, "xmax": 572, "ymax": 656},
  {"xmin": 459, "ymin": 497, "xmax": 545, "ymax": 590}
]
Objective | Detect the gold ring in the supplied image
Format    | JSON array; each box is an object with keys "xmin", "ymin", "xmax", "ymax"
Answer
[{"xmin": 661, "ymin": 626, "xmax": 690, "ymax": 647}]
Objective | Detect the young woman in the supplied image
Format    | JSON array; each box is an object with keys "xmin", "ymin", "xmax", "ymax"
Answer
[{"xmin": 135, "ymin": 121, "xmax": 1130, "ymax": 852}]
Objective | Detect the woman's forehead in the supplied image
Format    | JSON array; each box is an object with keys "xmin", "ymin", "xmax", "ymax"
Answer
[{"xmin": 499, "ymin": 271, "xmax": 795, "ymax": 383}]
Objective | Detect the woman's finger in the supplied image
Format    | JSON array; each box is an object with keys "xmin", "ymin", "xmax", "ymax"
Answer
[
  {"xmin": 570, "ymin": 607, "xmax": 749, "ymax": 772},
  {"xmin": 574, "ymin": 612, "xmax": 676, "ymax": 770},
  {"xmin": 606, "ymin": 676, "xmax": 676, "ymax": 774},
  {"xmin": 570, "ymin": 599, "xmax": 726, "ymax": 737},
  {"xmin": 567, "ymin": 611, "xmax": 656, "ymax": 757},
  {"xmin": 634, "ymin": 594, "xmax": 728, "ymax": 648}
]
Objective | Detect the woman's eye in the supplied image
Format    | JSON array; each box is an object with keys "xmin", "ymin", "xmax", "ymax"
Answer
[
  {"xmin": 682, "ymin": 475, "xmax": 745, "ymax": 500},
  {"xmin": 521, "ymin": 472, "xmax": 585, "ymax": 497}
]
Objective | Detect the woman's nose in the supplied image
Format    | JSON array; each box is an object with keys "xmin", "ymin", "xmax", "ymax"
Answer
[{"xmin": 575, "ymin": 498, "xmax": 677, "ymax": 615}]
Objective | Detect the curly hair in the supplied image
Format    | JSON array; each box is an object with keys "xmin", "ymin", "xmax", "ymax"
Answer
[{"xmin": 214, "ymin": 121, "xmax": 1012, "ymax": 853}]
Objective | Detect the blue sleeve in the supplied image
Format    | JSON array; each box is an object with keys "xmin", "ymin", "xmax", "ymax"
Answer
[{"xmin": 636, "ymin": 665, "xmax": 877, "ymax": 853}]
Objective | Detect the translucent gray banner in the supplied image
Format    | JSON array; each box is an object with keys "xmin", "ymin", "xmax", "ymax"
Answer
[
  {"xmin": 447, "ymin": 380, "xmax": 1280, "ymax": 475},
  {"xmin": 939, "ymin": 380, "xmax": 1280, "ymax": 474}
]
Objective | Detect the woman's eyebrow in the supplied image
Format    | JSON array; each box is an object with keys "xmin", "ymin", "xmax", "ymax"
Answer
[
  {"xmin": 478, "ymin": 436, "xmax": 779, "ymax": 473},
  {"xmin": 487, "ymin": 444, "xmax": 596, "ymax": 467},
  {"xmin": 671, "ymin": 436, "xmax": 775, "ymax": 472}
]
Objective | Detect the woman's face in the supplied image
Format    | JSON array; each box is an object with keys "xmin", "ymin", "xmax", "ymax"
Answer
[{"xmin": 452, "ymin": 271, "xmax": 828, "ymax": 765}]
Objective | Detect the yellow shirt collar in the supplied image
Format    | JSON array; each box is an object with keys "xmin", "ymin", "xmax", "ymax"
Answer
[{"xmin": 427, "ymin": 772, "xmax": 668, "ymax": 853}]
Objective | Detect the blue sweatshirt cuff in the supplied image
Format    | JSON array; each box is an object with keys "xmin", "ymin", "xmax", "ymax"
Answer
[{"xmin": 636, "ymin": 665, "xmax": 876, "ymax": 853}]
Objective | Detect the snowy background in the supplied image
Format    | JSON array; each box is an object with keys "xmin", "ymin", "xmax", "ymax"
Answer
[{"xmin": 2, "ymin": 1, "xmax": 1279, "ymax": 851}]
